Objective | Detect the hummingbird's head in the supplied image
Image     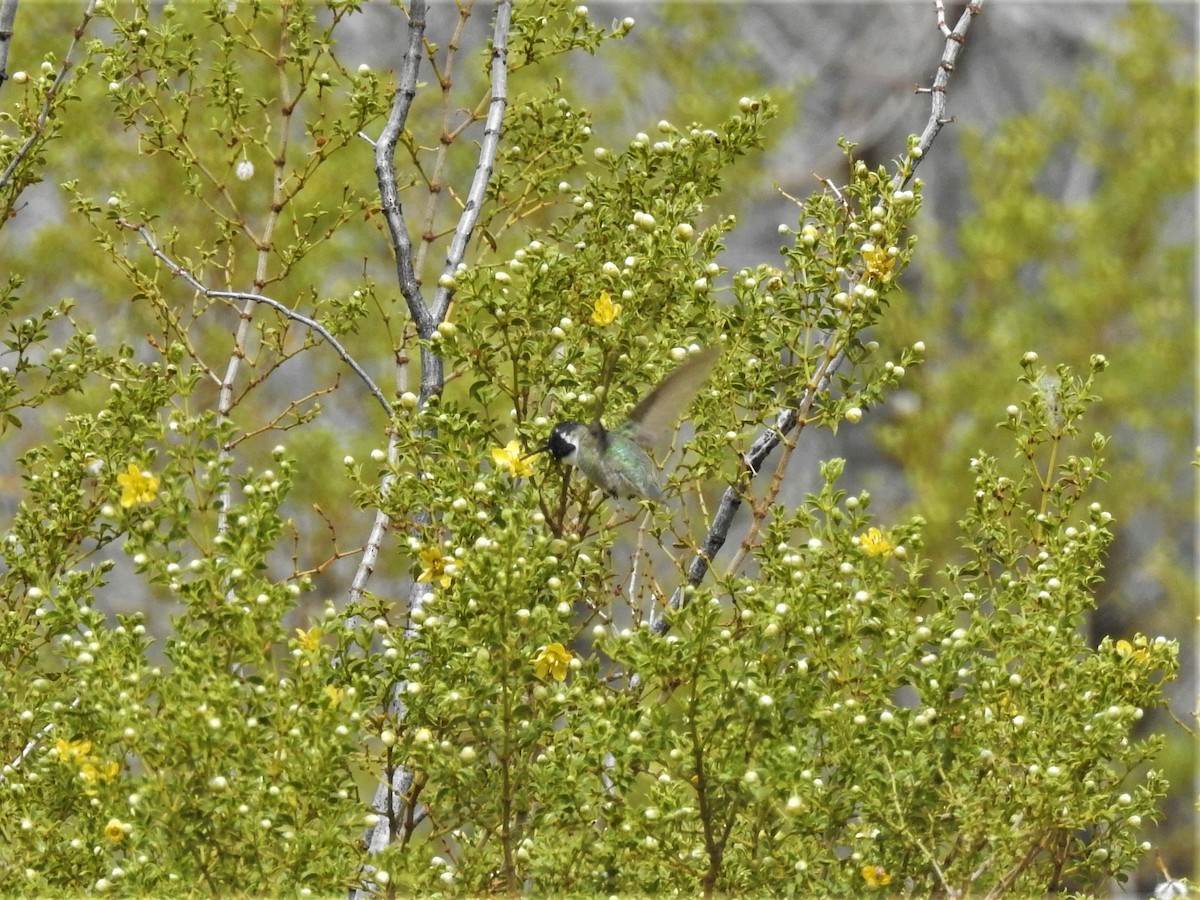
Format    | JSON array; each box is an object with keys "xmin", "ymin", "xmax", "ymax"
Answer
[{"xmin": 543, "ymin": 420, "xmax": 586, "ymax": 465}]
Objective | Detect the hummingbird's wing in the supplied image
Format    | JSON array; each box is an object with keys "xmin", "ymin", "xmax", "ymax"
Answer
[{"xmin": 619, "ymin": 347, "xmax": 720, "ymax": 451}]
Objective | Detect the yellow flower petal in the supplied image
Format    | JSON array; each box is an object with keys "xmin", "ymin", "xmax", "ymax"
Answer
[
  {"xmin": 862, "ymin": 246, "xmax": 896, "ymax": 283},
  {"xmin": 418, "ymin": 545, "xmax": 453, "ymax": 589},
  {"xmin": 324, "ymin": 685, "xmax": 346, "ymax": 707},
  {"xmin": 54, "ymin": 738, "xmax": 93, "ymax": 765},
  {"xmin": 858, "ymin": 527, "xmax": 893, "ymax": 558},
  {"xmin": 117, "ymin": 463, "xmax": 159, "ymax": 508},
  {"xmin": 862, "ymin": 864, "xmax": 892, "ymax": 887},
  {"xmin": 295, "ymin": 626, "xmax": 323, "ymax": 653},
  {"xmin": 590, "ymin": 291, "xmax": 622, "ymax": 326},
  {"xmin": 491, "ymin": 440, "xmax": 533, "ymax": 478},
  {"xmin": 532, "ymin": 642, "xmax": 573, "ymax": 682},
  {"xmin": 1115, "ymin": 637, "xmax": 1152, "ymax": 665},
  {"xmin": 80, "ymin": 759, "xmax": 119, "ymax": 783}
]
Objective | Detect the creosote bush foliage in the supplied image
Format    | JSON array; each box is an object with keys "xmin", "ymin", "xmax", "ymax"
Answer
[{"xmin": 0, "ymin": 1, "xmax": 1185, "ymax": 897}]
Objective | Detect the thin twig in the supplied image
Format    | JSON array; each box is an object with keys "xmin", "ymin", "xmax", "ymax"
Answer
[
  {"xmin": 414, "ymin": 2, "xmax": 475, "ymax": 277},
  {"xmin": 627, "ymin": 508, "xmax": 651, "ymax": 605},
  {"xmin": 649, "ymin": 347, "xmax": 845, "ymax": 636},
  {"xmin": 226, "ymin": 381, "xmax": 340, "ymax": 448},
  {"xmin": 721, "ymin": 344, "xmax": 841, "ymax": 581},
  {"xmin": 934, "ymin": 0, "xmax": 952, "ymax": 37},
  {"xmin": 210, "ymin": 30, "xmax": 301, "ymax": 534},
  {"xmin": 982, "ymin": 832, "xmax": 1048, "ymax": 900},
  {"xmin": 968, "ymin": 848, "xmax": 997, "ymax": 886},
  {"xmin": 118, "ymin": 220, "xmax": 393, "ymax": 418},
  {"xmin": 883, "ymin": 755, "xmax": 960, "ymax": 898},
  {"xmin": 347, "ymin": 431, "xmax": 398, "ymax": 606},
  {"xmin": 817, "ymin": 175, "xmax": 850, "ymax": 211},
  {"xmin": 0, "ymin": 697, "xmax": 80, "ymax": 786}
]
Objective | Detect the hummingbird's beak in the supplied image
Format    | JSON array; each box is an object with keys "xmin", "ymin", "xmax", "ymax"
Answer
[{"xmin": 522, "ymin": 444, "xmax": 551, "ymax": 461}]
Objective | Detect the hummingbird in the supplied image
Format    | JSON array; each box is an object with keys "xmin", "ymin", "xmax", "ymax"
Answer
[{"xmin": 536, "ymin": 347, "xmax": 720, "ymax": 500}]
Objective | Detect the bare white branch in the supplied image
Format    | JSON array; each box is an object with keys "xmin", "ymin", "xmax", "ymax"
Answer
[
  {"xmin": 430, "ymin": 1, "xmax": 511, "ymax": 325},
  {"xmin": 0, "ymin": 697, "xmax": 81, "ymax": 785},
  {"xmin": 347, "ymin": 431, "xmax": 398, "ymax": 606},
  {"xmin": 935, "ymin": 0, "xmax": 952, "ymax": 38},
  {"xmin": 355, "ymin": 1, "xmax": 514, "ymax": 865}
]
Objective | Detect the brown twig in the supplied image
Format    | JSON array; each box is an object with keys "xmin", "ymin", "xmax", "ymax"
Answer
[{"xmin": 982, "ymin": 832, "xmax": 1048, "ymax": 900}]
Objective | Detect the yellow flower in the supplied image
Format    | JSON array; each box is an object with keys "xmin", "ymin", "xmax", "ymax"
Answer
[
  {"xmin": 491, "ymin": 440, "xmax": 534, "ymax": 478},
  {"xmin": 324, "ymin": 684, "xmax": 346, "ymax": 708},
  {"xmin": 862, "ymin": 864, "xmax": 892, "ymax": 888},
  {"xmin": 80, "ymin": 759, "xmax": 119, "ymax": 785},
  {"xmin": 295, "ymin": 626, "xmax": 323, "ymax": 654},
  {"xmin": 417, "ymin": 545, "xmax": 453, "ymax": 589},
  {"xmin": 80, "ymin": 758, "xmax": 120, "ymax": 796},
  {"xmin": 117, "ymin": 463, "xmax": 159, "ymax": 508},
  {"xmin": 54, "ymin": 738, "xmax": 119, "ymax": 795},
  {"xmin": 862, "ymin": 246, "xmax": 896, "ymax": 283},
  {"xmin": 54, "ymin": 738, "xmax": 93, "ymax": 765},
  {"xmin": 532, "ymin": 642, "xmax": 573, "ymax": 682},
  {"xmin": 858, "ymin": 527, "xmax": 893, "ymax": 558},
  {"xmin": 104, "ymin": 818, "xmax": 126, "ymax": 843},
  {"xmin": 590, "ymin": 291, "xmax": 622, "ymax": 326},
  {"xmin": 1115, "ymin": 638, "xmax": 1152, "ymax": 665}
]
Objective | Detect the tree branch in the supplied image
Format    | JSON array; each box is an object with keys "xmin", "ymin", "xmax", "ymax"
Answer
[
  {"xmin": 118, "ymin": 220, "xmax": 394, "ymax": 419},
  {"xmin": 346, "ymin": 0, "xmax": 431, "ymax": 626},
  {"xmin": 0, "ymin": 0, "xmax": 96, "ymax": 201},
  {"xmin": 901, "ymin": 0, "xmax": 983, "ymax": 189},
  {"xmin": 650, "ymin": 348, "xmax": 845, "ymax": 635},
  {"xmin": 429, "ymin": 0, "xmax": 511, "ymax": 326},
  {"xmin": 354, "ymin": 1, "xmax": 513, "ymax": 868},
  {"xmin": 374, "ymin": 0, "xmax": 428, "ymax": 333},
  {"xmin": 982, "ymin": 831, "xmax": 1049, "ymax": 900},
  {"xmin": 651, "ymin": 0, "xmax": 984, "ymax": 635},
  {"xmin": 414, "ymin": 3, "xmax": 474, "ymax": 278},
  {"xmin": 0, "ymin": 0, "xmax": 17, "ymax": 91},
  {"xmin": 0, "ymin": 697, "xmax": 80, "ymax": 786}
]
